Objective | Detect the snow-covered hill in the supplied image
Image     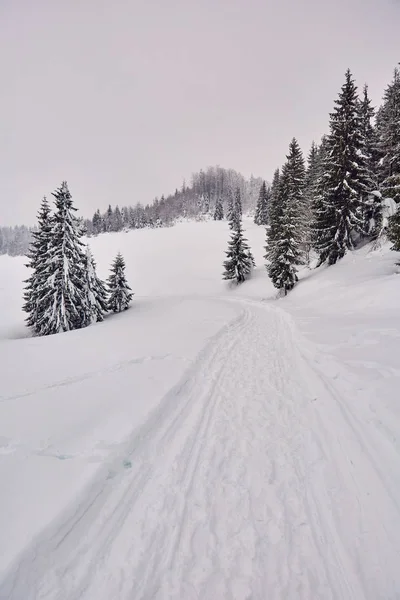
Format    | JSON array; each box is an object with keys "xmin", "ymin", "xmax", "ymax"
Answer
[{"xmin": 1, "ymin": 220, "xmax": 400, "ymax": 599}]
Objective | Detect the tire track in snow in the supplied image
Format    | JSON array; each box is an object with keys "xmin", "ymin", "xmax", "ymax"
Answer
[
  {"xmin": 0, "ymin": 306, "xmax": 251, "ymax": 600},
  {"xmin": 2, "ymin": 300, "xmax": 400, "ymax": 600}
]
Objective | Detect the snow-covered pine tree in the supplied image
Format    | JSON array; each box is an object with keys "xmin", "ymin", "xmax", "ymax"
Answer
[
  {"xmin": 234, "ymin": 186, "xmax": 242, "ymax": 220},
  {"xmin": 359, "ymin": 84, "xmax": 378, "ymax": 186},
  {"xmin": 266, "ymin": 138, "xmax": 306, "ymax": 294},
  {"xmin": 376, "ymin": 67, "xmax": 400, "ymax": 204},
  {"xmin": 359, "ymin": 84, "xmax": 382, "ymax": 236},
  {"xmin": 222, "ymin": 220, "xmax": 254, "ymax": 283},
  {"xmin": 213, "ymin": 197, "xmax": 224, "ymax": 220},
  {"xmin": 84, "ymin": 246, "xmax": 108, "ymax": 323},
  {"xmin": 226, "ymin": 189, "xmax": 234, "ymax": 223},
  {"xmin": 304, "ymin": 142, "xmax": 319, "ymax": 198},
  {"xmin": 254, "ymin": 181, "xmax": 269, "ymax": 225},
  {"xmin": 228, "ymin": 187, "xmax": 243, "ymax": 230},
  {"xmin": 23, "ymin": 197, "xmax": 53, "ymax": 330},
  {"xmin": 303, "ymin": 141, "xmax": 322, "ymax": 256},
  {"xmin": 113, "ymin": 206, "xmax": 124, "ymax": 231},
  {"xmin": 265, "ymin": 168, "xmax": 282, "ymax": 263},
  {"xmin": 36, "ymin": 182, "xmax": 88, "ymax": 336},
  {"xmin": 388, "ymin": 212, "xmax": 400, "ymax": 253},
  {"xmin": 313, "ymin": 69, "xmax": 372, "ymax": 266},
  {"xmin": 203, "ymin": 194, "xmax": 210, "ymax": 215},
  {"xmin": 305, "ymin": 140, "xmax": 328, "ymax": 214},
  {"xmin": 92, "ymin": 209, "xmax": 103, "ymax": 235},
  {"xmin": 107, "ymin": 252, "xmax": 133, "ymax": 312},
  {"xmin": 223, "ymin": 186, "xmax": 254, "ymax": 283},
  {"xmin": 267, "ymin": 169, "xmax": 281, "ymax": 238},
  {"xmin": 105, "ymin": 205, "xmax": 113, "ymax": 232}
]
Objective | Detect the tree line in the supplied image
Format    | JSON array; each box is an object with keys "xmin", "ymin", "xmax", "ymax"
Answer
[
  {"xmin": 24, "ymin": 183, "xmax": 133, "ymax": 336},
  {"xmin": 0, "ymin": 225, "xmax": 35, "ymax": 257},
  {"xmin": 83, "ymin": 166, "xmax": 262, "ymax": 236},
  {"xmin": 223, "ymin": 66, "xmax": 400, "ymax": 294},
  {"xmin": 1, "ymin": 167, "xmax": 262, "ymax": 257}
]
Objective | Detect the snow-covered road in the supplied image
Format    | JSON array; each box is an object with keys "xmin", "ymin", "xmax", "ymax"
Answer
[{"xmin": 2, "ymin": 297, "xmax": 400, "ymax": 600}]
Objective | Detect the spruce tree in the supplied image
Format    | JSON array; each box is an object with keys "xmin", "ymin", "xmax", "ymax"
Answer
[
  {"xmin": 113, "ymin": 206, "xmax": 124, "ymax": 231},
  {"xmin": 359, "ymin": 85, "xmax": 381, "ymax": 236},
  {"xmin": 376, "ymin": 67, "xmax": 400, "ymax": 203},
  {"xmin": 313, "ymin": 69, "xmax": 371, "ymax": 265},
  {"xmin": 234, "ymin": 186, "xmax": 242, "ymax": 220},
  {"xmin": 265, "ymin": 168, "xmax": 282, "ymax": 264},
  {"xmin": 387, "ymin": 205, "xmax": 400, "ymax": 252},
  {"xmin": 105, "ymin": 205, "xmax": 113, "ymax": 232},
  {"xmin": 23, "ymin": 197, "xmax": 53, "ymax": 330},
  {"xmin": 303, "ymin": 141, "xmax": 321, "ymax": 254},
  {"xmin": 84, "ymin": 246, "xmax": 108, "ymax": 323},
  {"xmin": 213, "ymin": 197, "xmax": 224, "ymax": 220},
  {"xmin": 226, "ymin": 190, "xmax": 234, "ymax": 222},
  {"xmin": 359, "ymin": 84, "xmax": 378, "ymax": 187},
  {"xmin": 222, "ymin": 220, "xmax": 254, "ymax": 283},
  {"xmin": 107, "ymin": 253, "xmax": 133, "ymax": 312},
  {"xmin": 254, "ymin": 181, "xmax": 269, "ymax": 225},
  {"xmin": 229, "ymin": 187, "xmax": 242, "ymax": 229},
  {"xmin": 266, "ymin": 139, "xmax": 305, "ymax": 294},
  {"xmin": 223, "ymin": 188, "xmax": 254, "ymax": 283},
  {"xmin": 304, "ymin": 142, "xmax": 319, "ymax": 198},
  {"xmin": 267, "ymin": 169, "xmax": 281, "ymax": 240},
  {"xmin": 92, "ymin": 209, "xmax": 103, "ymax": 234},
  {"xmin": 36, "ymin": 182, "xmax": 88, "ymax": 336}
]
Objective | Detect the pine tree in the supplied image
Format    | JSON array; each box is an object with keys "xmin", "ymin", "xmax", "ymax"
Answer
[
  {"xmin": 107, "ymin": 253, "xmax": 133, "ymax": 312},
  {"xmin": 376, "ymin": 67, "xmax": 400, "ymax": 203},
  {"xmin": 92, "ymin": 209, "xmax": 102, "ymax": 235},
  {"xmin": 105, "ymin": 205, "xmax": 113, "ymax": 232},
  {"xmin": 304, "ymin": 142, "xmax": 321, "ymax": 211},
  {"xmin": 265, "ymin": 168, "xmax": 282, "ymax": 259},
  {"xmin": 359, "ymin": 84, "xmax": 378, "ymax": 186},
  {"xmin": 222, "ymin": 221, "xmax": 254, "ymax": 283},
  {"xmin": 234, "ymin": 187, "xmax": 242, "ymax": 220},
  {"xmin": 266, "ymin": 139, "xmax": 306, "ymax": 294},
  {"xmin": 359, "ymin": 85, "xmax": 382, "ymax": 236},
  {"xmin": 226, "ymin": 189, "xmax": 234, "ymax": 222},
  {"xmin": 313, "ymin": 69, "xmax": 371, "ymax": 266},
  {"xmin": 36, "ymin": 182, "xmax": 88, "ymax": 336},
  {"xmin": 213, "ymin": 197, "xmax": 224, "ymax": 220},
  {"xmin": 303, "ymin": 142, "xmax": 321, "ymax": 254},
  {"xmin": 254, "ymin": 181, "xmax": 270, "ymax": 225},
  {"xmin": 223, "ymin": 186, "xmax": 254, "ymax": 283},
  {"xmin": 84, "ymin": 246, "xmax": 108, "ymax": 323},
  {"xmin": 228, "ymin": 187, "xmax": 243, "ymax": 229},
  {"xmin": 388, "ymin": 206, "xmax": 400, "ymax": 252},
  {"xmin": 23, "ymin": 197, "xmax": 53, "ymax": 329},
  {"xmin": 113, "ymin": 206, "xmax": 124, "ymax": 231}
]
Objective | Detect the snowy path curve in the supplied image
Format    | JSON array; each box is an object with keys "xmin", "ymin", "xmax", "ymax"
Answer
[{"xmin": 1, "ymin": 299, "xmax": 400, "ymax": 600}]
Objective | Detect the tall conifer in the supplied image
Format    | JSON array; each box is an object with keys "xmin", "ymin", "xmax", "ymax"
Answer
[
  {"xmin": 36, "ymin": 182, "xmax": 88, "ymax": 335},
  {"xmin": 266, "ymin": 139, "xmax": 305, "ymax": 294},
  {"xmin": 376, "ymin": 67, "xmax": 400, "ymax": 203},
  {"xmin": 84, "ymin": 246, "xmax": 108, "ymax": 323},
  {"xmin": 254, "ymin": 181, "xmax": 270, "ymax": 225},
  {"xmin": 23, "ymin": 197, "xmax": 53, "ymax": 330},
  {"xmin": 313, "ymin": 70, "xmax": 371, "ymax": 265}
]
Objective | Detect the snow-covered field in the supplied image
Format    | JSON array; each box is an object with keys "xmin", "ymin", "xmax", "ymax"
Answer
[{"xmin": 1, "ymin": 219, "xmax": 400, "ymax": 600}]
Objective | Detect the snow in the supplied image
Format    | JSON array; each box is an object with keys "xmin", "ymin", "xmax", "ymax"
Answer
[{"xmin": 1, "ymin": 219, "xmax": 400, "ymax": 599}]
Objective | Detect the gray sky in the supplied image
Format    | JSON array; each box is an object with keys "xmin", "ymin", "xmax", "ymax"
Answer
[{"xmin": 1, "ymin": 0, "xmax": 399, "ymax": 225}]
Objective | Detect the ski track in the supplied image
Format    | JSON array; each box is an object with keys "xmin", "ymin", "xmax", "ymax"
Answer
[{"xmin": 1, "ymin": 299, "xmax": 400, "ymax": 600}]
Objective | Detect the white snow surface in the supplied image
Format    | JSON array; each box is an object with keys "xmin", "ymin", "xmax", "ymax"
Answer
[{"xmin": 0, "ymin": 219, "xmax": 400, "ymax": 599}]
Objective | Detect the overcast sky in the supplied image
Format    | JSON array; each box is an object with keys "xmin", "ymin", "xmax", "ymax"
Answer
[{"xmin": 1, "ymin": 0, "xmax": 399, "ymax": 225}]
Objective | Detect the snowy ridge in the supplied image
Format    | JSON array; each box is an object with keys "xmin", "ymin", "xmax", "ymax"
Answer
[{"xmin": 1, "ymin": 220, "xmax": 400, "ymax": 599}]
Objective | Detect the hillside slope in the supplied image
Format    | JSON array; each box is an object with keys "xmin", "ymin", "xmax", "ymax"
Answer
[{"xmin": 0, "ymin": 220, "xmax": 399, "ymax": 600}]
